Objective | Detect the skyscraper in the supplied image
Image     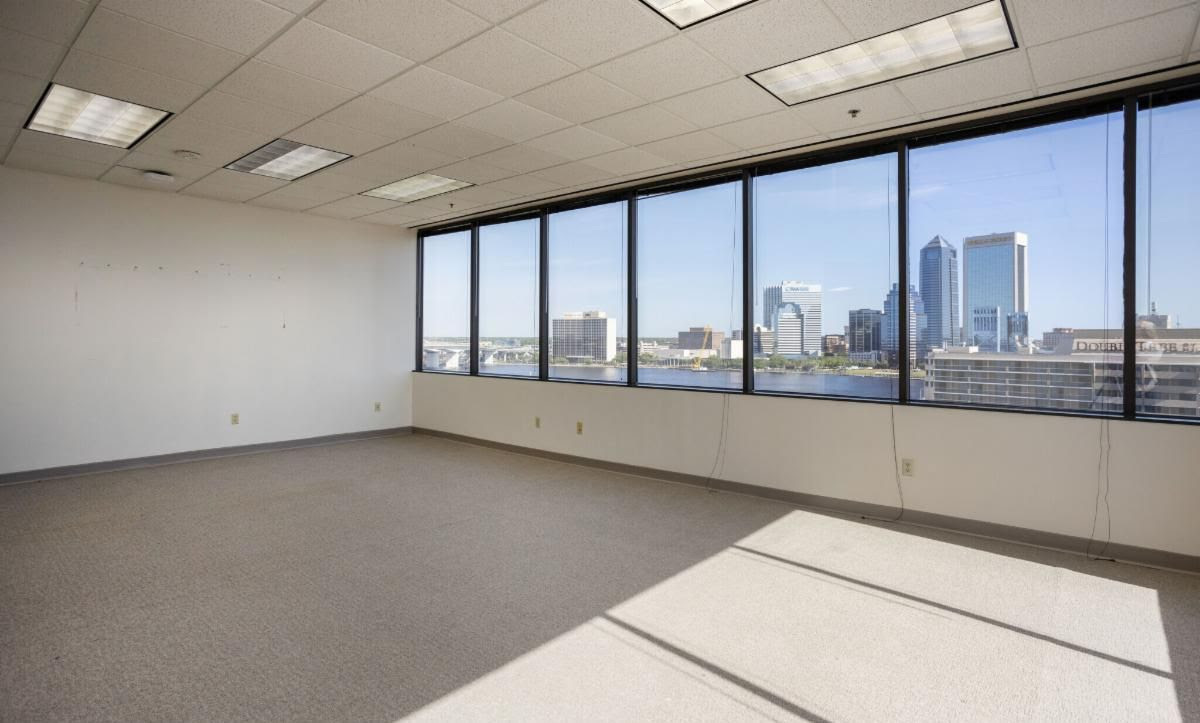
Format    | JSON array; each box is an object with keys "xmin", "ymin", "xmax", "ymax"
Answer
[
  {"xmin": 847, "ymin": 308, "xmax": 883, "ymax": 362},
  {"xmin": 962, "ymin": 232, "xmax": 1029, "ymax": 352},
  {"xmin": 882, "ymin": 283, "xmax": 925, "ymax": 365},
  {"xmin": 919, "ymin": 235, "xmax": 959, "ymax": 353},
  {"xmin": 551, "ymin": 311, "xmax": 617, "ymax": 361},
  {"xmin": 762, "ymin": 282, "xmax": 822, "ymax": 356},
  {"xmin": 772, "ymin": 303, "xmax": 806, "ymax": 356}
]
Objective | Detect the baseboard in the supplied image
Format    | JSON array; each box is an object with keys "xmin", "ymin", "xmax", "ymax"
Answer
[
  {"xmin": 413, "ymin": 427, "xmax": 1200, "ymax": 575},
  {"xmin": 0, "ymin": 427, "xmax": 414, "ymax": 486}
]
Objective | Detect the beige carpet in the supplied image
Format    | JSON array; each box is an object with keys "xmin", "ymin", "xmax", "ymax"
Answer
[{"xmin": 1, "ymin": 434, "xmax": 1197, "ymax": 722}]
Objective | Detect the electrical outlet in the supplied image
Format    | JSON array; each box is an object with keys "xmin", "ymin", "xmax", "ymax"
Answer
[
  {"xmin": 374, "ymin": 402, "xmax": 382, "ymax": 412},
  {"xmin": 576, "ymin": 421, "xmax": 583, "ymax": 435},
  {"xmin": 534, "ymin": 416, "xmax": 541, "ymax": 428},
  {"xmin": 230, "ymin": 413, "xmax": 239, "ymax": 426},
  {"xmin": 901, "ymin": 458, "xmax": 915, "ymax": 477}
]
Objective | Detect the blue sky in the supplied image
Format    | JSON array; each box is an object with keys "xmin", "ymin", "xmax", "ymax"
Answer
[{"xmin": 424, "ymin": 100, "xmax": 1199, "ymax": 340}]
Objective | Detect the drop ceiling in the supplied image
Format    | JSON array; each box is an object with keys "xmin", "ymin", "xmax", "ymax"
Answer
[{"xmin": 1, "ymin": 0, "xmax": 1198, "ymax": 229}]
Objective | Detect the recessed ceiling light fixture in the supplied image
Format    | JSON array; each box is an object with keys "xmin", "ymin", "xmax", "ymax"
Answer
[
  {"xmin": 25, "ymin": 83, "xmax": 170, "ymax": 148},
  {"xmin": 749, "ymin": 0, "xmax": 1015, "ymax": 106},
  {"xmin": 361, "ymin": 173, "xmax": 472, "ymax": 203},
  {"xmin": 225, "ymin": 139, "xmax": 350, "ymax": 181},
  {"xmin": 640, "ymin": 0, "xmax": 759, "ymax": 28}
]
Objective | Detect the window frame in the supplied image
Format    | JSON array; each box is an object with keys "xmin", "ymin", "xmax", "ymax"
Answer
[{"xmin": 413, "ymin": 71, "xmax": 1200, "ymax": 425}]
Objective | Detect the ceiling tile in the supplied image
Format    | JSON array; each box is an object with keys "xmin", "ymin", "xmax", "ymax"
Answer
[
  {"xmin": 485, "ymin": 173, "xmax": 561, "ymax": 196},
  {"xmin": 0, "ymin": 99, "xmax": 25, "ymax": 127},
  {"xmin": 591, "ymin": 36, "xmax": 735, "ymax": 102},
  {"xmin": 287, "ymin": 170, "xmax": 375, "ymax": 194},
  {"xmin": 447, "ymin": 0, "xmax": 541, "ymax": 23},
  {"xmin": 257, "ymin": 20, "xmax": 413, "ymax": 93},
  {"xmin": 0, "ymin": 0, "xmax": 91, "ymax": 44},
  {"xmin": 369, "ymin": 66, "xmax": 502, "ymax": 121},
  {"xmin": 474, "ymin": 143, "xmax": 567, "ymax": 173},
  {"xmin": 525, "ymin": 125, "xmax": 624, "ymax": 160},
  {"xmin": 180, "ymin": 168, "xmax": 288, "ymax": 201},
  {"xmin": 709, "ymin": 108, "xmax": 822, "ymax": 150},
  {"xmin": 895, "ymin": 50, "xmax": 1034, "ymax": 114},
  {"xmin": 102, "ymin": 0, "xmax": 293, "ymax": 55},
  {"xmin": 430, "ymin": 158, "xmax": 516, "ymax": 184},
  {"xmin": 0, "ymin": 125, "xmax": 17, "ymax": 148},
  {"xmin": 406, "ymin": 123, "xmax": 509, "ymax": 158},
  {"xmin": 516, "ymin": 71, "xmax": 643, "ymax": 124},
  {"xmin": 13, "ymin": 128, "xmax": 128, "ymax": 164},
  {"xmin": 658, "ymin": 78, "xmax": 784, "ymax": 128},
  {"xmin": 454, "ymin": 100, "xmax": 570, "ymax": 143},
  {"xmin": 135, "ymin": 115, "xmax": 273, "ymax": 166},
  {"xmin": 638, "ymin": 130, "xmax": 740, "ymax": 163},
  {"xmin": 55, "ymin": 48, "xmax": 204, "ymax": 111},
  {"xmin": 582, "ymin": 146, "xmax": 671, "ymax": 176},
  {"xmin": 308, "ymin": 194, "xmax": 399, "ymax": 218},
  {"xmin": 187, "ymin": 91, "xmax": 307, "ymax": 137},
  {"xmin": 440, "ymin": 184, "xmax": 518, "ymax": 206},
  {"xmin": 320, "ymin": 95, "xmax": 442, "ymax": 140},
  {"xmin": 101, "ymin": 164, "xmax": 195, "ymax": 191},
  {"xmin": 5, "ymin": 148, "xmax": 110, "ymax": 178},
  {"xmin": 309, "ymin": 0, "xmax": 489, "ymax": 62},
  {"xmin": 263, "ymin": 0, "xmax": 319, "ymax": 12},
  {"xmin": 686, "ymin": 0, "xmax": 851, "ymax": 74},
  {"xmin": 216, "ymin": 60, "xmax": 355, "ymax": 117},
  {"xmin": 286, "ymin": 119, "xmax": 391, "ymax": 156},
  {"xmin": 503, "ymin": 0, "xmax": 673, "ymax": 67},
  {"xmin": 1026, "ymin": 7, "xmax": 1198, "ymax": 88},
  {"xmin": 0, "ymin": 68, "xmax": 45, "ymax": 106},
  {"xmin": 428, "ymin": 28, "xmax": 578, "ymax": 97},
  {"xmin": 120, "ymin": 149, "xmax": 218, "ymax": 180},
  {"xmin": 336, "ymin": 142, "xmax": 462, "ymax": 181},
  {"xmin": 821, "ymin": 0, "xmax": 970, "ymax": 38},
  {"xmin": 246, "ymin": 188, "xmax": 334, "ymax": 211},
  {"xmin": 584, "ymin": 105, "xmax": 696, "ymax": 146},
  {"xmin": 356, "ymin": 206, "xmax": 423, "ymax": 225},
  {"xmin": 1010, "ymin": 0, "xmax": 1192, "ymax": 47},
  {"xmin": 74, "ymin": 9, "xmax": 245, "ymax": 88},
  {"xmin": 0, "ymin": 27, "xmax": 64, "ymax": 79},
  {"xmin": 1038, "ymin": 58, "xmax": 1189, "ymax": 98},
  {"xmin": 921, "ymin": 91, "xmax": 1035, "ymax": 123},
  {"xmin": 257, "ymin": 179, "xmax": 353, "ymax": 204},
  {"xmin": 792, "ymin": 84, "xmax": 916, "ymax": 135}
]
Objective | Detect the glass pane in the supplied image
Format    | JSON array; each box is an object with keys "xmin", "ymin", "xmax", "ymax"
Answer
[
  {"xmin": 479, "ymin": 218, "xmax": 540, "ymax": 377},
  {"xmin": 637, "ymin": 181, "xmax": 743, "ymax": 390},
  {"xmin": 753, "ymin": 154, "xmax": 898, "ymax": 398},
  {"xmin": 421, "ymin": 230, "xmax": 470, "ymax": 372},
  {"xmin": 548, "ymin": 202, "xmax": 628, "ymax": 383},
  {"xmin": 909, "ymin": 112, "xmax": 1124, "ymax": 412},
  {"xmin": 1136, "ymin": 92, "xmax": 1200, "ymax": 420}
]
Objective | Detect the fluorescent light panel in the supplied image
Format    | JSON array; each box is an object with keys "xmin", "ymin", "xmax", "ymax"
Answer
[
  {"xmin": 750, "ymin": 0, "xmax": 1015, "ymax": 105},
  {"xmin": 642, "ymin": 0, "xmax": 758, "ymax": 27},
  {"xmin": 25, "ymin": 84, "xmax": 169, "ymax": 148},
  {"xmin": 225, "ymin": 139, "xmax": 349, "ymax": 181},
  {"xmin": 362, "ymin": 174, "xmax": 472, "ymax": 203}
]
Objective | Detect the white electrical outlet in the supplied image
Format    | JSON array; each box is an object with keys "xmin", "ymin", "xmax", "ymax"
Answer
[
  {"xmin": 230, "ymin": 413, "xmax": 239, "ymax": 426},
  {"xmin": 901, "ymin": 458, "xmax": 915, "ymax": 476},
  {"xmin": 576, "ymin": 421, "xmax": 583, "ymax": 435},
  {"xmin": 374, "ymin": 402, "xmax": 382, "ymax": 412},
  {"xmin": 534, "ymin": 416, "xmax": 541, "ymax": 428}
]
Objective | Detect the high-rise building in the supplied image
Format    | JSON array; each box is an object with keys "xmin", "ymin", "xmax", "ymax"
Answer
[
  {"xmin": 919, "ymin": 235, "xmax": 959, "ymax": 353},
  {"xmin": 678, "ymin": 326, "xmax": 724, "ymax": 350},
  {"xmin": 962, "ymin": 232, "xmax": 1029, "ymax": 352},
  {"xmin": 847, "ymin": 308, "xmax": 883, "ymax": 362},
  {"xmin": 882, "ymin": 283, "xmax": 925, "ymax": 365},
  {"xmin": 762, "ymin": 282, "xmax": 822, "ymax": 355},
  {"xmin": 772, "ymin": 303, "xmax": 806, "ymax": 356},
  {"xmin": 551, "ymin": 311, "xmax": 616, "ymax": 362}
]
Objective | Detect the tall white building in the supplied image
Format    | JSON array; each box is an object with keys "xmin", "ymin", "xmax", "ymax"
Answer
[
  {"xmin": 962, "ymin": 232, "xmax": 1029, "ymax": 352},
  {"xmin": 763, "ymin": 281, "xmax": 822, "ymax": 356},
  {"xmin": 551, "ymin": 311, "xmax": 617, "ymax": 362}
]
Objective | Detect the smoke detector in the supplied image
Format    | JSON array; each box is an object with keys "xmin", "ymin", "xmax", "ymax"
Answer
[
  {"xmin": 173, "ymin": 149, "xmax": 201, "ymax": 161},
  {"xmin": 142, "ymin": 170, "xmax": 175, "ymax": 184}
]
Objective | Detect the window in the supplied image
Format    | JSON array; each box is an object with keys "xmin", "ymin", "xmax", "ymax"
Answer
[
  {"xmin": 420, "ymin": 230, "xmax": 470, "ymax": 373},
  {"xmin": 478, "ymin": 218, "xmax": 540, "ymax": 377},
  {"xmin": 909, "ymin": 111, "xmax": 1124, "ymax": 412},
  {"xmin": 637, "ymin": 181, "xmax": 743, "ymax": 390},
  {"xmin": 1136, "ymin": 90, "xmax": 1200, "ymax": 420},
  {"xmin": 753, "ymin": 154, "xmax": 898, "ymax": 398},
  {"xmin": 548, "ymin": 202, "xmax": 628, "ymax": 383}
]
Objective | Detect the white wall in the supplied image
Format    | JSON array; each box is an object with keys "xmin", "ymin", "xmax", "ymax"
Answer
[
  {"xmin": 0, "ymin": 166, "xmax": 415, "ymax": 474},
  {"xmin": 413, "ymin": 373, "xmax": 1200, "ymax": 559}
]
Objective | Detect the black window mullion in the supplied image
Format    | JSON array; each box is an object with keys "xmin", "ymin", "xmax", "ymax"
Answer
[
  {"xmin": 469, "ymin": 223, "xmax": 480, "ymax": 376},
  {"xmin": 539, "ymin": 210, "xmax": 549, "ymax": 381},
  {"xmin": 415, "ymin": 232, "xmax": 424, "ymax": 371},
  {"xmin": 742, "ymin": 169, "xmax": 755, "ymax": 394},
  {"xmin": 1122, "ymin": 95, "xmax": 1137, "ymax": 419},
  {"xmin": 897, "ymin": 140, "xmax": 910, "ymax": 404},
  {"xmin": 627, "ymin": 192, "xmax": 638, "ymax": 387}
]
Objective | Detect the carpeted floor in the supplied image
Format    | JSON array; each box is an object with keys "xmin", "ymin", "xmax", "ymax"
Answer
[{"xmin": 1, "ymin": 433, "xmax": 1197, "ymax": 722}]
